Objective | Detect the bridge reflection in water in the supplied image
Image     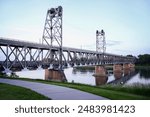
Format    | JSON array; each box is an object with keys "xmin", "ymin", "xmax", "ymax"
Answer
[
  {"xmin": 93, "ymin": 68, "xmax": 137, "ymax": 86},
  {"xmin": 108, "ymin": 68, "xmax": 137, "ymax": 85},
  {"xmin": 67, "ymin": 65, "xmax": 138, "ymax": 86},
  {"xmin": 94, "ymin": 76, "xmax": 108, "ymax": 86}
]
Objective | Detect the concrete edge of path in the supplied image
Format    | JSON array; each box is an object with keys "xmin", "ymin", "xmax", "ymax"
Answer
[{"xmin": 0, "ymin": 78, "xmax": 109, "ymax": 100}]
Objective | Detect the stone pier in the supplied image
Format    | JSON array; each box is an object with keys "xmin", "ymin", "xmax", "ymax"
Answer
[
  {"xmin": 129, "ymin": 63, "xmax": 135, "ymax": 68},
  {"xmin": 94, "ymin": 76, "xmax": 108, "ymax": 86},
  {"xmin": 114, "ymin": 71, "xmax": 123, "ymax": 79},
  {"xmin": 123, "ymin": 63, "xmax": 135, "ymax": 70},
  {"xmin": 113, "ymin": 64, "xmax": 122, "ymax": 72},
  {"xmin": 113, "ymin": 63, "xmax": 135, "ymax": 78},
  {"xmin": 94, "ymin": 65, "xmax": 107, "ymax": 76},
  {"xmin": 93, "ymin": 65, "xmax": 108, "ymax": 85},
  {"xmin": 113, "ymin": 64, "xmax": 123, "ymax": 79},
  {"xmin": 123, "ymin": 69, "xmax": 130, "ymax": 76},
  {"xmin": 123, "ymin": 64, "xmax": 135, "ymax": 76},
  {"xmin": 123, "ymin": 63, "xmax": 130, "ymax": 70},
  {"xmin": 45, "ymin": 69, "xmax": 67, "ymax": 82}
]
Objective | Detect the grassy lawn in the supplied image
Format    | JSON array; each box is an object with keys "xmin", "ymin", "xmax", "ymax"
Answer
[
  {"xmin": 0, "ymin": 83, "xmax": 49, "ymax": 100},
  {"xmin": 0, "ymin": 76, "xmax": 150, "ymax": 100},
  {"xmin": 34, "ymin": 80, "xmax": 150, "ymax": 100}
]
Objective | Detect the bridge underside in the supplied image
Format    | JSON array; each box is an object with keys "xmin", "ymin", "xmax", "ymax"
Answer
[{"xmin": 0, "ymin": 38, "xmax": 135, "ymax": 72}]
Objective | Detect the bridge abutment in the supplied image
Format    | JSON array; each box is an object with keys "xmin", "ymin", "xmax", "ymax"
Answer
[{"xmin": 45, "ymin": 69, "xmax": 67, "ymax": 82}]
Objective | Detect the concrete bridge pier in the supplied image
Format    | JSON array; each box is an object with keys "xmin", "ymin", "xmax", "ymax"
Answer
[
  {"xmin": 123, "ymin": 63, "xmax": 135, "ymax": 76},
  {"xmin": 113, "ymin": 64, "xmax": 122, "ymax": 72},
  {"xmin": 93, "ymin": 65, "xmax": 108, "ymax": 85},
  {"xmin": 123, "ymin": 63, "xmax": 130, "ymax": 70},
  {"xmin": 113, "ymin": 63, "xmax": 135, "ymax": 79},
  {"xmin": 123, "ymin": 68, "xmax": 130, "ymax": 76},
  {"xmin": 129, "ymin": 63, "xmax": 135, "ymax": 68},
  {"xmin": 113, "ymin": 64, "xmax": 123, "ymax": 79},
  {"xmin": 94, "ymin": 65, "xmax": 107, "ymax": 76},
  {"xmin": 94, "ymin": 75, "xmax": 108, "ymax": 86},
  {"xmin": 123, "ymin": 63, "xmax": 135, "ymax": 69},
  {"xmin": 45, "ymin": 69, "xmax": 67, "ymax": 82}
]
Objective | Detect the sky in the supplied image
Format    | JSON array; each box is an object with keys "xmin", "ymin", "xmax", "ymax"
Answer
[{"xmin": 0, "ymin": 0, "xmax": 150, "ymax": 56}]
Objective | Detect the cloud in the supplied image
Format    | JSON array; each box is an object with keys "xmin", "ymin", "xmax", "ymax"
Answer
[{"xmin": 106, "ymin": 40, "xmax": 121, "ymax": 46}]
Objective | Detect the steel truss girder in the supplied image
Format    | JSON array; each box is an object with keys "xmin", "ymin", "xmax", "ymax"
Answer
[{"xmin": 0, "ymin": 44, "xmax": 134, "ymax": 72}]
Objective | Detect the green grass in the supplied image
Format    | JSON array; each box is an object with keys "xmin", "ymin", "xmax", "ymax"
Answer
[
  {"xmin": 38, "ymin": 81, "xmax": 150, "ymax": 100},
  {"xmin": 0, "ymin": 83, "xmax": 49, "ymax": 100},
  {"xmin": 100, "ymin": 84, "xmax": 150, "ymax": 98},
  {"xmin": 1, "ymin": 76, "xmax": 150, "ymax": 100}
]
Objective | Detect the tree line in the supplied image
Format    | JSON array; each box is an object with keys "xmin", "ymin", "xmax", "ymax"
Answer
[
  {"xmin": 136, "ymin": 54, "xmax": 150, "ymax": 65},
  {"xmin": 127, "ymin": 54, "xmax": 150, "ymax": 65}
]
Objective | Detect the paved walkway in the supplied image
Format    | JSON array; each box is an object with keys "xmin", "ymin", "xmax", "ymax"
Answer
[{"xmin": 0, "ymin": 78, "xmax": 108, "ymax": 100}]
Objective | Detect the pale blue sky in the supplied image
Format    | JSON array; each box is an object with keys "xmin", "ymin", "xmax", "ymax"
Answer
[{"xmin": 0, "ymin": 0, "xmax": 150, "ymax": 56}]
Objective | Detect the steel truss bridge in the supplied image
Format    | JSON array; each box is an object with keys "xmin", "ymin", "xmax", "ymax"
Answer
[
  {"xmin": 0, "ymin": 37, "xmax": 134, "ymax": 72},
  {"xmin": 0, "ymin": 6, "xmax": 135, "ymax": 72}
]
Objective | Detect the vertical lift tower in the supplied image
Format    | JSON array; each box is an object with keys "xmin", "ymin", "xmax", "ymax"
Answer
[{"xmin": 42, "ymin": 6, "xmax": 66, "ymax": 81}]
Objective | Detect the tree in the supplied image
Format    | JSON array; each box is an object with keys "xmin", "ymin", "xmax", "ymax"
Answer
[{"xmin": 136, "ymin": 54, "xmax": 150, "ymax": 65}]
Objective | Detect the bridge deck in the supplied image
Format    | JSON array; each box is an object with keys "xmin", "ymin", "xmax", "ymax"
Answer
[
  {"xmin": 0, "ymin": 37, "xmax": 135, "ymax": 72},
  {"xmin": 0, "ymin": 37, "xmax": 125, "ymax": 57}
]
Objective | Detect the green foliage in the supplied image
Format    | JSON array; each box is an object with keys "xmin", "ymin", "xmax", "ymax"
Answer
[{"xmin": 136, "ymin": 54, "xmax": 150, "ymax": 65}]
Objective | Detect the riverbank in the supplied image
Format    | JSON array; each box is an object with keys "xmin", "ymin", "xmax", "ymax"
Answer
[{"xmin": 0, "ymin": 76, "xmax": 150, "ymax": 100}]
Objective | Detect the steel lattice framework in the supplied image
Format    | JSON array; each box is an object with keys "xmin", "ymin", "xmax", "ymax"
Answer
[
  {"xmin": 96, "ymin": 30, "xmax": 106, "ymax": 53},
  {"xmin": 42, "ymin": 6, "xmax": 63, "ymax": 70},
  {"xmin": 0, "ymin": 38, "xmax": 135, "ymax": 72},
  {"xmin": 96, "ymin": 30, "xmax": 106, "ymax": 65}
]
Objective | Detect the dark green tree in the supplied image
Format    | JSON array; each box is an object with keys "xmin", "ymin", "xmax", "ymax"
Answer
[{"xmin": 136, "ymin": 54, "xmax": 150, "ymax": 65}]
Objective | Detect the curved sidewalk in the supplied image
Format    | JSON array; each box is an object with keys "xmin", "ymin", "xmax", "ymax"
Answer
[{"xmin": 0, "ymin": 78, "xmax": 109, "ymax": 100}]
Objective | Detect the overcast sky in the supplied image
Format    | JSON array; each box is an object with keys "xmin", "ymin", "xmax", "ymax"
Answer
[{"xmin": 0, "ymin": 0, "xmax": 150, "ymax": 56}]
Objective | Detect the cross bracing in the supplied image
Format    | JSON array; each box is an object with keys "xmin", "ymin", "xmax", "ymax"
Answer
[{"xmin": 0, "ymin": 38, "xmax": 135, "ymax": 72}]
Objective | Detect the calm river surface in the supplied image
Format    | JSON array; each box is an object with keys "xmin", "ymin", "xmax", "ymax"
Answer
[{"xmin": 15, "ymin": 67, "xmax": 150, "ymax": 86}]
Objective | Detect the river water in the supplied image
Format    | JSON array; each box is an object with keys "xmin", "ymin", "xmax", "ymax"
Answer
[{"xmin": 15, "ymin": 67, "xmax": 150, "ymax": 86}]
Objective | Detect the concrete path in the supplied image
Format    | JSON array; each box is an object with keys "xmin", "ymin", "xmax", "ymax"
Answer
[{"xmin": 0, "ymin": 78, "xmax": 109, "ymax": 100}]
